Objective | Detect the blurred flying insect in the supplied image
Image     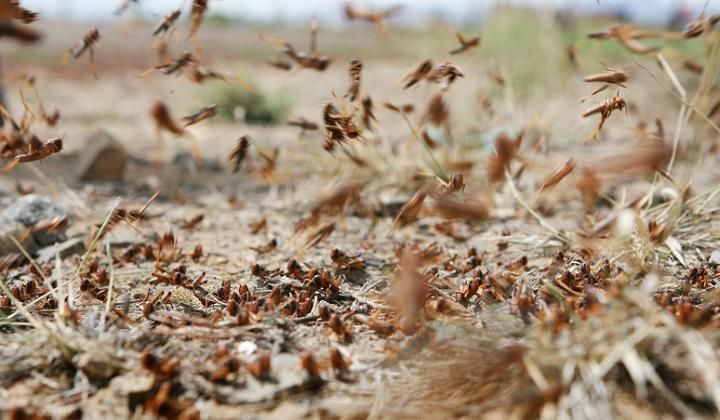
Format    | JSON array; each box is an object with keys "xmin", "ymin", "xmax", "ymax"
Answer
[
  {"xmin": 256, "ymin": 147, "xmax": 279, "ymax": 181},
  {"xmin": 153, "ymin": 8, "xmax": 181, "ymax": 37},
  {"xmin": 187, "ymin": 65, "xmax": 227, "ymax": 84},
  {"xmin": 583, "ymin": 65, "xmax": 628, "ymax": 87},
  {"xmin": 151, "ymin": 101, "xmax": 185, "ymax": 137},
  {"xmin": 535, "ymin": 159, "xmax": 576, "ymax": 200},
  {"xmin": 683, "ymin": 12, "xmax": 720, "ymax": 39},
  {"xmin": 446, "ymin": 26, "xmax": 480, "ymax": 55},
  {"xmin": 18, "ymin": 81, "xmax": 60, "ymax": 127},
  {"xmin": 582, "ymin": 93, "xmax": 627, "ymax": 142},
  {"xmin": 402, "ymin": 59, "xmax": 433, "ymax": 89},
  {"xmin": 259, "ymin": 31, "xmax": 330, "ymax": 72},
  {"xmin": 345, "ymin": 59, "xmax": 363, "ymax": 101},
  {"xmin": 587, "ymin": 24, "xmax": 661, "ymax": 54},
  {"xmin": 141, "ymin": 51, "xmax": 195, "ymax": 77},
  {"xmin": 114, "ymin": 0, "xmax": 139, "ymax": 16},
  {"xmin": 267, "ymin": 59, "xmax": 293, "ymax": 71},
  {"xmin": 287, "ymin": 117, "xmax": 319, "ymax": 139},
  {"xmin": 581, "ymin": 64, "xmax": 628, "ymax": 102},
  {"xmin": 0, "ymin": 20, "xmax": 41, "ymax": 43},
  {"xmin": 427, "ymin": 61, "xmax": 464, "ymax": 90},
  {"xmin": 181, "ymin": 104, "xmax": 217, "ymax": 126},
  {"xmin": 69, "ymin": 27, "xmax": 100, "ymax": 60},
  {"xmin": 150, "ymin": 101, "xmax": 205, "ymax": 164},
  {"xmin": 64, "ymin": 27, "xmax": 100, "ymax": 76},
  {"xmin": 189, "ymin": 0, "xmax": 208, "ymax": 38},
  {"xmin": 383, "ymin": 102, "xmax": 414, "ymax": 114},
  {"xmin": 305, "ymin": 222, "xmax": 335, "ymax": 248},
  {"xmin": 343, "ymin": 2, "xmax": 403, "ymax": 36},
  {"xmin": 566, "ymin": 44, "xmax": 578, "ymax": 70},
  {"xmin": 228, "ymin": 135, "xmax": 251, "ymax": 174},
  {"xmin": 0, "ymin": 0, "xmax": 39, "ymax": 23}
]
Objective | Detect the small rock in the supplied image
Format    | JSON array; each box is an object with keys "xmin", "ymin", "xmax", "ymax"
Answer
[
  {"xmin": 709, "ymin": 250, "xmax": 720, "ymax": 266},
  {"xmin": 0, "ymin": 221, "xmax": 38, "ymax": 256},
  {"xmin": 37, "ymin": 237, "xmax": 86, "ymax": 262},
  {"xmin": 76, "ymin": 130, "xmax": 128, "ymax": 181},
  {"xmin": 173, "ymin": 152, "xmax": 223, "ymax": 173},
  {"xmin": 0, "ymin": 194, "xmax": 70, "ymax": 248},
  {"xmin": 378, "ymin": 190, "xmax": 411, "ymax": 217}
]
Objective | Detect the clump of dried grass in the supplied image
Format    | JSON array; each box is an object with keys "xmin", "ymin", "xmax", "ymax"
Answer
[{"xmin": 377, "ymin": 280, "xmax": 720, "ymax": 418}]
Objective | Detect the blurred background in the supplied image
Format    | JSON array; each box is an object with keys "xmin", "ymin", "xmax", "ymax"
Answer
[
  {"xmin": 18, "ymin": 0, "xmax": 720, "ymax": 26},
  {"xmin": 2, "ymin": 0, "xmax": 718, "ymax": 193}
]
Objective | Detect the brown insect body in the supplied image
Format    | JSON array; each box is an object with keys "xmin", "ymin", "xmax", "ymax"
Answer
[
  {"xmin": 228, "ymin": 135, "xmax": 251, "ymax": 173},
  {"xmin": 181, "ymin": 104, "xmax": 218, "ymax": 126},
  {"xmin": 153, "ymin": 9, "xmax": 182, "ymax": 37},
  {"xmin": 71, "ymin": 27, "xmax": 100, "ymax": 60},
  {"xmin": 582, "ymin": 93, "xmax": 627, "ymax": 141}
]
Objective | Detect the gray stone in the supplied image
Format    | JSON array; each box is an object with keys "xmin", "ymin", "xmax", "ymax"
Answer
[
  {"xmin": 173, "ymin": 152, "xmax": 223, "ymax": 173},
  {"xmin": 37, "ymin": 237, "xmax": 86, "ymax": 262},
  {"xmin": 0, "ymin": 220, "xmax": 39, "ymax": 256},
  {"xmin": 378, "ymin": 190, "xmax": 411, "ymax": 217},
  {"xmin": 710, "ymin": 250, "xmax": 720, "ymax": 266},
  {"xmin": 0, "ymin": 194, "xmax": 70, "ymax": 248},
  {"xmin": 76, "ymin": 130, "xmax": 127, "ymax": 181}
]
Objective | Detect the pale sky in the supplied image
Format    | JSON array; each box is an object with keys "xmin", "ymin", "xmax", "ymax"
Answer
[{"xmin": 18, "ymin": 0, "xmax": 720, "ymax": 25}]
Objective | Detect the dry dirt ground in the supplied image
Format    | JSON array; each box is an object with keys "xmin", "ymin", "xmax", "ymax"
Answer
[{"xmin": 1, "ymin": 11, "xmax": 720, "ymax": 420}]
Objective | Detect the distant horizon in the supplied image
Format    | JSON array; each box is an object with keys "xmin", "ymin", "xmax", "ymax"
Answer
[{"xmin": 18, "ymin": 0, "xmax": 720, "ymax": 26}]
